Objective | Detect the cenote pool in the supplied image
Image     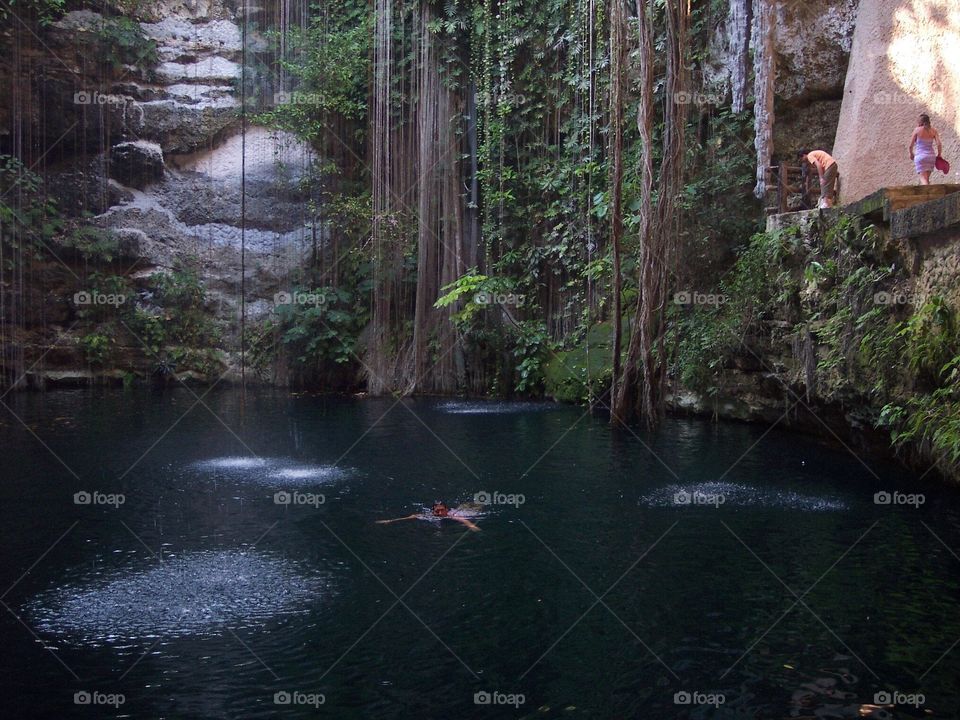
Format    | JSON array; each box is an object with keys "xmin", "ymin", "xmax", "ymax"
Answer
[{"xmin": 1, "ymin": 389, "xmax": 959, "ymax": 718}]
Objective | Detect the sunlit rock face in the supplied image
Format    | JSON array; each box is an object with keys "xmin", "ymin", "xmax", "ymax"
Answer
[
  {"xmin": 31, "ymin": 551, "xmax": 322, "ymax": 643},
  {"xmin": 29, "ymin": 3, "xmax": 245, "ymax": 156},
  {"xmin": 833, "ymin": 0, "xmax": 960, "ymax": 202},
  {"xmin": 94, "ymin": 124, "xmax": 319, "ymax": 350},
  {"xmin": 131, "ymin": 0, "xmax": 230, "ymax": 23}
]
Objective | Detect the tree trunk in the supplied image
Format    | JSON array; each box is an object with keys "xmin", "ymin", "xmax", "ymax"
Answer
[
  {"xmin": 614, "ymin": 0, "xmax": 689, "ymax": 428},
  {"xmin": 608, "ymin": 0, "xmax": 627, "ymax": 414},
  {"xmin": 753, "ymin": 0, "xmax": 776, "ymax": 198}
]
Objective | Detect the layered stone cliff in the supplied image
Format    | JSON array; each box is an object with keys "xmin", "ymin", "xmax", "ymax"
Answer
[{"xmin": 1, "ymin": 0, "xmax": 319, "ymax": 385}]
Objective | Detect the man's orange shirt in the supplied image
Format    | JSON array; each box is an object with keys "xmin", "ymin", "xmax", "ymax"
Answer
[{"xmin": 806, "ymin": 150, "xmax": 836, "ymax": 173}]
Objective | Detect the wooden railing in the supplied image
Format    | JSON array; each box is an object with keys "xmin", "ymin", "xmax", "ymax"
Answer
[{"xmin": 764, "ymin": 162, "xmax": 818, "ymax": 214}]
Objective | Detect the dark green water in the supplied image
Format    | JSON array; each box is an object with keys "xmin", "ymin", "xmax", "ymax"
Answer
[{"xmin": 1, "ymin": 388, "xmax": 959, "ymax": 719}]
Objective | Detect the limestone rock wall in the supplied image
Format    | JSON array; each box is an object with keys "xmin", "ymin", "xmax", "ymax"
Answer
[
  {"xmin": 832, "ymin": 0, "xmax": 960, "ymax": 202},
  {"xmin": 0, "ymin": 1, "xmax": 321, "ymax": 386},
  {"xmin": 706, "ymin": 0, "xmax": 859, "ymax": 159}
]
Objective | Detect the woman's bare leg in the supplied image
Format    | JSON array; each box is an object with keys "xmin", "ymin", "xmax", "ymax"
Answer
[{"xmin": 920, "ymin": 171, "xmax": 931, "ymax": 185}]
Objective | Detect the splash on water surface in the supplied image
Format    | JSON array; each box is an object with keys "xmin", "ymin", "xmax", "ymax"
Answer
[
  {"xmin": 640, "ymin": 481, "xmax": 848, "ymax": 511},
  {"xmin": 31, "ymin": 550, "xmax": 322, "ymax": 643},
  {"xmin": 437, "ymin": 400, "xmax": 557, "ymax": 415}
]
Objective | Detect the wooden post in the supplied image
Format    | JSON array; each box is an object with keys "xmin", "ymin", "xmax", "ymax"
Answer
[{"xmin": 778, "ymin": 160, "xmax": 788, "ymax": 213}]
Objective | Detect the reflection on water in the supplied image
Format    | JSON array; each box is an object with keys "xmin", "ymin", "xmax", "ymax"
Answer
[
  {"xmin": 31, "ymin": 550, "xmax": 322, "ymax": 643},
  {"xmin": 0, "ymin": 390, "xmax": 958, "ymax": 719}
]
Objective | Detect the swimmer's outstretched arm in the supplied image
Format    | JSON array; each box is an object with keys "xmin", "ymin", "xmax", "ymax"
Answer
[
  {"xmin": 450, "ymin": 516, "xmax": 481, "ymax": 532},
  {"xmin": 375, "ymin": 514, "xmax": 421, "ymax": 525}
]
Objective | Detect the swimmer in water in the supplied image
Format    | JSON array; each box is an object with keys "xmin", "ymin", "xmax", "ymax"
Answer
[{"xmin": 376, "ymin": 500, "xmax": 481, "ymax": 531}]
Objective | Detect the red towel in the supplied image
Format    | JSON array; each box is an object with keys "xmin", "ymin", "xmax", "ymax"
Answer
[{"xmin": 935, "ymin": 155, "xmax": 951, "ymax": 174}]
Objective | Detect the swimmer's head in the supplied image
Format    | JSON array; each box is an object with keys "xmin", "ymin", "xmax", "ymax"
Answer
[{"xmin": 431, "ymin": 501, "xmax": 448, "ymax": 517}]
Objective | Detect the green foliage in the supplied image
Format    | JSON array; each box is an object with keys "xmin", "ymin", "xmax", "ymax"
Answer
[
  {"xmin": 434, "ymin": 269, "xmax": 520, "ymax": 324},
  {"xmin": 167, "ymin": 346, "xmax": 226, "ymax": 380},
  {"xmin": 671, "ymin": 226, "xmax": 802, "ymax": 394},
  {"xmin": 275, "ymin": 286, "xmax": 368, "ymax": 366},
  {"xmin": 80, "ymin": 332, "xmax": 112, "ymax": 365},
  {"xmin": 148, "ymin": 268, "xmax": 218, "ymax": 347},
  {"xmin": 250, "ymin": 243, "xmax": 372, "ymax": 380},
  {"xmin": 876, "ymin": 298, "xmax": 960, "ymax": 474},
  {"xmin": 257, "ymin": 6, "xmax": 371, "ymax": 140},
  {"xmin": 128, "ymin": 307, "xmax": 165, "ymax": 355},
  {"xmin": 672, "ymin": 210, "xmax": 960, "ymax": 478},
  {"xmin": 435, "ymin": 268, "xmax": 552, "ymax": 395},
  {"xmin": 0, "ymin": 153, "xmax": 43, "ymax": 195},
  {"xmin": 0, "ymin": 0, "xmax": 64, "ymax": 25},
  {"xmin": 512, "ymin": 320, "xmax": 550, "ymax": 393},
  {"xmin": 0, "ymin": 154, "xmax": 59, "ymax": 250},
  {"xmin": 96, "ymin": 16, "xmax": 158, "ymax": 69},
  {"xmin": 543, "ymin": 323, "xmax": 616, "ymax": 403},
  {"xmin": 896, "ymin": 296, "xmax": 957, "ymax": 385},
  {"xmin": 104, "ymin": 266, "xmax": 219, "ymax": 372},
  {"xmin": 62, "ymin": 226, "xmax": 120, "ymax": 262}
]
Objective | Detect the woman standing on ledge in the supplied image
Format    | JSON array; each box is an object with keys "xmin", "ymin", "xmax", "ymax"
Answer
[{"xmin": 909, "ymin": 113, "xmax": 942, "ymax": 185}]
